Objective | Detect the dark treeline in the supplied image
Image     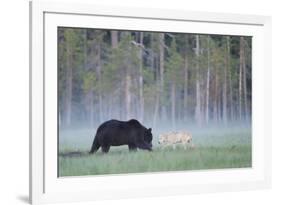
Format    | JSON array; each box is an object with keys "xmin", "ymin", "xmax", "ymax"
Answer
[{"xmin": 58, "ymin": 27, "xmax": 252, "ymax": 128}]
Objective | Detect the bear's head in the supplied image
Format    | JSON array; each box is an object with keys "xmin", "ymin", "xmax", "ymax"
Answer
[{"xmin": 144, "ymin": 128, "xmax": 153, "ymax": 147}]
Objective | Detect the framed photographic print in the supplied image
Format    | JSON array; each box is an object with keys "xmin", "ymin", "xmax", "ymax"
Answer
[{"xmin": 30, "ymin": 0, "xmax": 272, "ymax": 204}]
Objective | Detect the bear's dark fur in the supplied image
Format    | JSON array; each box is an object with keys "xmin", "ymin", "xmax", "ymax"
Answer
[{"xmin": 89, "ymin": 119, "xmax": 153, "ymax": 154}]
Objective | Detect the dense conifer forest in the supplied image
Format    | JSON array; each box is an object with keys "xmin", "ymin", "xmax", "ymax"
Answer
[{"xmin": 58, "ymin": 27, "xmax": 252, "ymax": 128}]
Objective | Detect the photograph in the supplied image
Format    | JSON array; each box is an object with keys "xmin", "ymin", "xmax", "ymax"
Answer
[{"xmin": 58, "ymin": 27, "xmax": 252, "ymax": 177}]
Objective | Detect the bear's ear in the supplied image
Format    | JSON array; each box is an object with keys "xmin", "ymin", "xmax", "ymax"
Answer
[{"xmin": 148, "ymin": 128, "xmax": 152, "ymax": 132}]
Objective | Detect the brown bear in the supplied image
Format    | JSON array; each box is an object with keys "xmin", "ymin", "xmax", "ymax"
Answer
[{"xmin": 89, "ymin": 119, "xmax": 153, "ymax": 154}]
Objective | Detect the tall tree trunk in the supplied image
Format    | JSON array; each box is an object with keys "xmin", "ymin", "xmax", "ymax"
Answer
[
  {"xmin": 239, "ymin": 37, "xmax": 243, "ymax": 120},
  {"xmin": 125, "ymin": 71, "xmax": 131, "ymax": 120},
  {"xmin": 213, "ymin": 66, "xmax": 218, "ymax": 123},
  {"xmin": 89, "ymin": 91, "xmax": 94, "ymax": 127},
  {"xmin": 111, "ymin": 30, "xmax": 119, "ymax": 120},
  {"xmin": 58, "ymin": 29, "xmax": 64, "ymax": 128},
  {"xmin": 151, "ymin": 34, "xmax": 160, "ymax": 127},
  {"xmin": 159, "ymin": 33, "xmax": 165, "ymax": 120},
  {"xmin": 83, "ymin": 29, "xmax": 94, "ymax": 126},
  {"xmin": 171, "ymin": 83, "xmax": 176, "ymax": 129},
  {"xmin": 222, "ymin": 38, "xmax": 228, "ymax": 125},
  {"xmin": 195, "ymin": 35, "xmax": 202, "ymax": 126},
  {"xmin": 222, "ymin": 71, "xmax": 227, "ymax": 124},
  {"xmin": 153, "ymin": 89, "xmax": 160, "ymax": 127},
  {"xmin": 111, "ymin": 31, "xmax": 118, "ymax": 48},
  {"xmin": 183, "ymin": 36, "xmax": 189, "ymax": 121},
  {"xmin": 83, "ymin": 29, "xmax": 88, "ymax": 69},
  {"xmin": 125, "ymin": 32, "xmax": 131, "ymax": 120},
  {"xmin": 205, "ymin": 35, "xmax": 210, "ymax": 125},
  {"xmin": 242, "ymin": 38, "xmax": 249, "ymax": 121},
  {"xmin": 139, "ymin": 32, "xmax": 144, "ymax": 122},
  {"xmin": 64, "ymin": 38, "xmax": 72, "ymax": 126},
  {"xmin": 227, "ymin": 36, "xmax": 234, "ymax": 121},
  {"xmin": 96, "ymin": 43, "xmax": 103, "ymax": 123},
  {"xmin": 218, "ymin": 90, "xmax": 222, "ymax": 122}
]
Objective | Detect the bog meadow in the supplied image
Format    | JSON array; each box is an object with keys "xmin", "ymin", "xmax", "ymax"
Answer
[{"xmin": 58, "ymin": 27, "xmax": 252, "ymax": 176}]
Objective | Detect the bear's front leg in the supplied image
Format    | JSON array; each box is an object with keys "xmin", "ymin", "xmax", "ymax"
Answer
[{"xmin": 128, "ymin": 144, "xmax": 137, "ymax": 152}]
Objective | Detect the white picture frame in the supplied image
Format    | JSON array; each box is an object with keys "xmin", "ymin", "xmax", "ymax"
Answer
[{"xmin": 30, "ymin": 0, "xmax": 272, "ymax": 204}]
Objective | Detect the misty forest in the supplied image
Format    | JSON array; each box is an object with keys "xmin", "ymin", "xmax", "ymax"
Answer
[
  {"xmin": 58, "ymin": 27, "xmax": 251, "ymax": 129},
  {"xmin": 58, "ymin": 27, "xmax": 252, "ymax": 176}
]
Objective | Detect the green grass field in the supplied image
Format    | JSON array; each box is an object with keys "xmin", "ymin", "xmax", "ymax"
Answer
[{"xmin": 58, "ymin": 126, "xmax": 252, "ymax": 177}]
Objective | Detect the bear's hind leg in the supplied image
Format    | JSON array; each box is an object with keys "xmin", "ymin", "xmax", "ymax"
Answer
[{"xmin": 89, "ymin": 138, "xmax": 101, "ymax": 154}]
